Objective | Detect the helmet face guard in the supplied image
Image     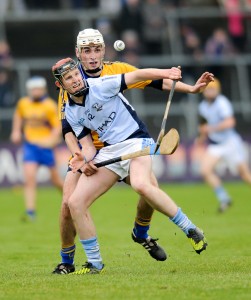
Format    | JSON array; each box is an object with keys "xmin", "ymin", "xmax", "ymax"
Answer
[
  {"xmin": 52, "ymin": 58, "xmax": 87, "ymax": 97},
  {"xmin": 52, "ymin": 58, "xmax": 77, "ymax": 82}
]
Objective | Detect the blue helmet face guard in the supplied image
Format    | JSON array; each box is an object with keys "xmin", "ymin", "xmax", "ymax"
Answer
[{"xmin": 52, "ymin": 58, "xmax": 88, "ymax": 97}]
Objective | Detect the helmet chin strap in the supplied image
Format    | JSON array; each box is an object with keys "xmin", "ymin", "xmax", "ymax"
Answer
[
  {"xmin": 85, "ymin": 67, "xmax": 102, "ymax": 74},
  {"xmin": 72, "ymin": 87, "xmax": 88, "ymax": 98},
  {"xmin": 61, "ymin": 80, "xmax": 89, "ymax": 98},
  {"xmin": 78, "ymin": 57, "xmax": 104, "ymax": 75}
]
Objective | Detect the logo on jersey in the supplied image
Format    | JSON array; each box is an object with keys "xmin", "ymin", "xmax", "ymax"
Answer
[
  {"xmin": 78, "ymin": 118, "xmax": 85, "ymax": 126},
  {"xmin": 92, "ymin": 103, "xmax": 103, "ymax": 111},
  {"xmin": 97, "ymin": 112, "xmax": 116, "ymax": 133}
]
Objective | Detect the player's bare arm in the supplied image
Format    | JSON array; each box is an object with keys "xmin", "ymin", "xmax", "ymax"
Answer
[
  {"xmin": 125, "ymin": 67, "xmax": 182, "ymax": 86},
  {"xmin": 10, "ymin": 111, "xmax": 23, "ymax": 144},
  {"xmin": 199, "ymin": 116, "xmax": 236, "ymax": 135},
  {"xmin": 64, "ymin": 131, "xmax": 81, "ymax": 156},
  {"xmin": 162, "ymin": 72, "xmax": 214, "ymax": 93},
  {"xmin": 70, "ymin": 134, "xmax": 97, "ymax": 174}
]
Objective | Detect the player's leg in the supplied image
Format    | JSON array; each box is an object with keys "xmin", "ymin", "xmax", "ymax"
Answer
[
  {"xmin": 22, "ymin": 162, "xmax": 39, "ymax": 221},
  {"xmin": 231, "ymin": 137, "xmax": 251, "ymax": 184},
  {"xmin": 238, "ymin": 162, "xmax": 251, "ymax": 184},
  {"xmin": 125, "ymin": 173, "xmax": 167, "ymax": 261},
  {"xmin": 40, "ymin": 148, "xmax": 63, "ymax": 191},
  {"xmin": 200, "ymin": 150, "xmax": 231, "ymax": 212},
  {"xmin": 49, "ymin": 166, "xmax": 63, "ymax": 191},
  {"xmin": 52, "ymin": 170, "xmax": 79, "ymax": 274},
  {"xmin": 68, "ymin": 167, "xmax": 119, "ymax": 274},
  {"xmin": 22, "ymin": 142, "xmax": 40, "ymax": 220},
  {"xmin": 52, "ymin": 169, "xmax": 99, "ymax": 274},
  {"xmin": 129, "ymin": 156, "xmax": 207, "ymax": 254}
]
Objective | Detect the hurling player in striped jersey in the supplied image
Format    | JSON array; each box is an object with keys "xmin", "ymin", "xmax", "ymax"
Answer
[{"xmin": 53, "ymin": 29, "xmax": 213, "ymax": 274}]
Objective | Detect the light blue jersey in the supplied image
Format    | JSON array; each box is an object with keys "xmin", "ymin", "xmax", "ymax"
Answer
[
  {"xmin": 65, "ymin": 74, "xmax": 150, "ymax": 144},
  {"xmin": 199, "ymin": 94, "xmax": 238, "ymax": 143}
]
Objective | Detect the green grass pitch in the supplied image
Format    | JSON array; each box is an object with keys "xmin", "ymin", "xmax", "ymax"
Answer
[{"xmin": 0, "ymin": 182, "xmax": 251, "ymax": 300}]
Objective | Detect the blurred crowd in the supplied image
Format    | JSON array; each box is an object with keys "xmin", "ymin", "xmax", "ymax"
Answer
[{"xmin": 1, "ymin": 0, "xmax": 251, "ymax": 107}]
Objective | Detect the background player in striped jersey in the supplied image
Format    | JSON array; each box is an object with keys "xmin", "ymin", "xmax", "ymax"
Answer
[
  {"xmin": 197, "ymin": 78, "xmax": 251, "ymax": 212},
  {"xmin": 53, "ymin": 29, "xmax": 213, "ymax": 274},
  {"xmin": 10, "ymin": 76, "xmax": 63, "ymax": 221}
]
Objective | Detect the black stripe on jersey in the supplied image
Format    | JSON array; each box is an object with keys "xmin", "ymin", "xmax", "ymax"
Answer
[
  {"xmin": 148, "ymin": 79, "xmax": 163, "ymax": 90},
  {"xmin": 62, "ymin": 118, "xmax": 75, "ymax": 139},
  {"xmin": 78, "ymin": 127, "xmax": 91, "ymax": 140},
  {"xmin": 120, "ymin": 74, "xmax": 127, "ymax": 92}
]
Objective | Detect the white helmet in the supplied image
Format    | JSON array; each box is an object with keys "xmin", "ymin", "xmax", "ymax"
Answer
[
  {"xmin": 76, "ymin": 28, "xmax": 105, "ymax": 52},
  {"xmin": 26, "ymin": 76, "xmax": 47, "ymax": 90}
]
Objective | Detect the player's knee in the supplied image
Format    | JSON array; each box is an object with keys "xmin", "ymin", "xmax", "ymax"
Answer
[
  {"xmin": 68, "ymin": 197, "xmax": 78, "ymax": 213},
  {"xmin": 131, "ymin": 180, "xmax": 151, "ymax": 196},
  {"xmin": 68, "ymin": 196, "xmax": 88, "ymax": 215}
]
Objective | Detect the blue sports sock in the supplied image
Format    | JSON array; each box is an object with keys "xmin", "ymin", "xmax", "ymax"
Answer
[
  {"xmin": 214, "ymin": 186, "xmax": 231, "ymax": 203},
  {"xmin": 133, "ymin": 223, "xmax": 150, "ymax": 239},
  {"xmin": 26, "ymin": 210, "xmax": 36, "ymax": 220},
  {"xmin": 80, "ymin": 237, "xmax": 103, "ymax": 270},
  {"xmin": 61, "ymin": 245, "xmax": 75, "ymax": 265},
  {"xmin": 170, "ymin": 207, "xmax": 196, "ymax": 235}
]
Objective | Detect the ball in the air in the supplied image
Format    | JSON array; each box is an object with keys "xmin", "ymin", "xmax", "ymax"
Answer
[{"xmin": 114, "ymin": 40, "xmax": 125, "ymax": 51}]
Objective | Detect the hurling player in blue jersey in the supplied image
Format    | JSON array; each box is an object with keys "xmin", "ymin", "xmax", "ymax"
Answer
[
  {"xmin": 52, "ymin": 57, "xmax": 208, "ymax": 274},
  {"xmin": 197, "ymin": 79, "xmax": 251, "ymax": 212},
  {"xmin": 53, "ymin": 29, "xmax": 214, "ymax": 275}
]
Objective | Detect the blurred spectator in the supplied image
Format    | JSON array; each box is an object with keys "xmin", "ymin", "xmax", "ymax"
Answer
[
  {"xmin": 0, "ymin": 40, "xmax": 15, "ymax": 140},
  {"xmin": 204, "ymin": 28, "xmax": 236, "ymax": 59},
  {"xmin": 204, "ymin": 28, "xmax": 236, "ymax": 78},
  {"xmin": 0, "ymin": 68, "xmax": 15, "ymax": 108},
  {"xmin": 99, "ymin": 0, "xmax": 122, "ymax": 15},
  {"xmin": 96, "ymin": 17, "xmax": 117, "ymax": 47},
  {"xmin": 141, "ymin": 0, "xmax": 167, "ymax": 54},
  {"xmin": 180, "ymin": 24, "xmax": 203, "ymax": 60},
  {"xmin": 96, "ymin": 17, "xmax": 118, "ymax": 61},
  {"xmin": 220, "ymin": 0, "xmax": 246, "ymax": 52},
  {"xmin": 119, "ymin": 30, "xmax": 142, "ymax": 67},
  {"xmin": 0, "ymin": 40, "xmax": 13, "ymax": 69},
  {"xmin": 114, "ymin": 0, "xmax": 143, "ymax": 40}
]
